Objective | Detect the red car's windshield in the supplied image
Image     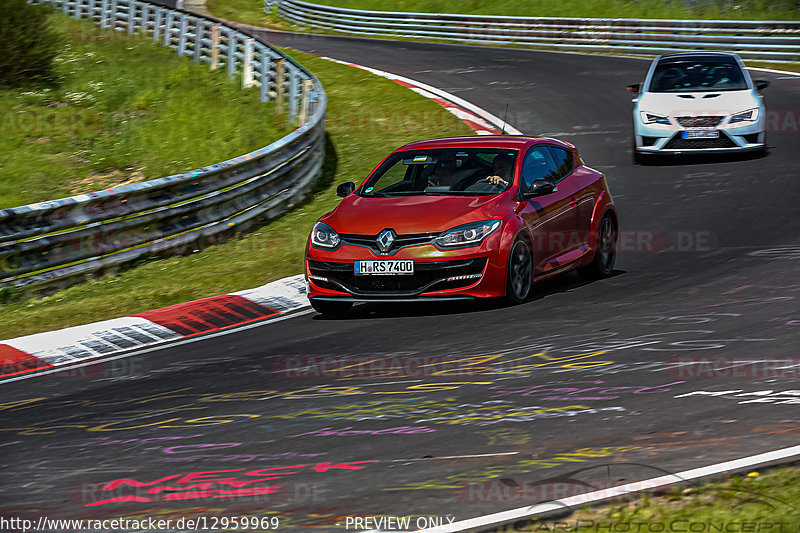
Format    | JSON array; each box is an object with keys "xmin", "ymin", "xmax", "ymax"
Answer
[{"xmin": 360, "ymin": 148, "xmax": 518, "ymax": 197}]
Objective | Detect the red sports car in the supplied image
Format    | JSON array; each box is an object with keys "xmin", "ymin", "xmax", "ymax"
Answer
[{"xmin": 305, "ymin": 136, "xmax": 618, "ymax": 317}]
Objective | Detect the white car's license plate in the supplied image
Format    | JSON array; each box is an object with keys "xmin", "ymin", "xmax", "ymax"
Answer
[
  {"xmin": 355, "ymin": 260, "xmax": 414, "ymax": 275},
  {"xmin": 682, "ymin": 129, "xmax": 719, "ymax": 139}
]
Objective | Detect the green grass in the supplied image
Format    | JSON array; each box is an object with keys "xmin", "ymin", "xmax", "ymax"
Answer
[
  {"xmin": 303, "ymin": 0, "xmax": 800, "ymax": 20},
  {"xmin": 0, "ymin": 12, "xmax": 287, "ymax": 209},
  {"xmin": 514, "ymin": 465, "xmax": 800, "ymax": 532},
  {"xmin": 0, "ymin": 50, "xmax": 471, "ymax": 339},
  {"xmin": 747, "ymin": 61, "xmax": 800, "ymax": 74},
  {"xmin": 207, "ymin": 0, "xmax": 272, "ymax": 27}
]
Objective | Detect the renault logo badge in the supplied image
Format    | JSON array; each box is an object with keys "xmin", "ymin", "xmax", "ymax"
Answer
[{"xmin": 376, "ymin": 229, "xmax": 396, "ymax": 253}]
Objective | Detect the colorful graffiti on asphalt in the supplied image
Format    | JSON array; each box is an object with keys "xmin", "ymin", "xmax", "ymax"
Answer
[
  {"xmin": 268, "ymin": 398, "xmax": 625, "ymax": 427},
  {"xmin": 384, "ymin": 446, "xmax": 641, "ymax": 491},
  {"xmin": 488, "ymin": 381, "xmax": 684, "ymax": 401},
  {"xmin": 84, "ymin": 461, "xmax": 377, "ymax": 506}
]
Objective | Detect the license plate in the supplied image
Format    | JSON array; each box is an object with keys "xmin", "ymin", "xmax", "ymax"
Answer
[
  {"xmin": 355, "ymin": 260, "xmax": 414, "ymax": 275},
  {"xmin": 681, "ymin": 129, "xmax": 719, "ymax": 139}
]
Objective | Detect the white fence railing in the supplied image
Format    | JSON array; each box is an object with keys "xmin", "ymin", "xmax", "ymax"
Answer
[{"xmin": 273, "ymin": 0, "xmax": 800, "ymax": 62}]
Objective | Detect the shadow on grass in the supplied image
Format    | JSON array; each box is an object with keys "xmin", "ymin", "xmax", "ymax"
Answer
[{"xmin": 316, "ymin": 132, "xmax": 339, "ymax": 194}]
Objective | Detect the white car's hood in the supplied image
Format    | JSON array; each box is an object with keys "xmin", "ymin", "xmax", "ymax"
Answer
[{"xmin": 639, "ymin": 90, "xmax": 759, "ymax": 116}]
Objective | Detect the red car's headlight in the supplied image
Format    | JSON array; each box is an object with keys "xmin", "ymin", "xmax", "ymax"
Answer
[
  {"xmin": 311, "ymin": 222, "xmax": 341, "ymax": 249},
  {"xmin": 435, "ymin": 220, "xmax": 501, "ymax": 248}
]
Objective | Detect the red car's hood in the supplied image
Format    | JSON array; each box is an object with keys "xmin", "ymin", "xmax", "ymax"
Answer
[{"xmin": 321, "ymin": 193, "xmax": 509, "ymax": 234}]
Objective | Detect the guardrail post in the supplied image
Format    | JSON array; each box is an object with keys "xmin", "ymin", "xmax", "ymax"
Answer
[
  {"xmin": 210, "ymin": 24, "xmax": 220, "ymax": 70},
  {"xmin": 127, "ymin": 1, "xmax": 136, "ymax": 34},
  {"xmin": 152, "ymin": 7, "xmax": 162, "ymax": 42},
  {"xmin": 258, "ymin": 48, "xmax": 270, "ymax": 103},
  {"xmin": 63, "ymin": 0, "xmax": 69, "ymax": 15},
  {"xmin": 275, "ymin": 58, "xmax": 285, "ymax": 110},
  {"xmin": 100, "ymin": 0, "xmax": 109, "ymax": 28},
  {"xmin": 193, "ymin": 19, "xmax": 204, "ymax": 63},
  {"xmin": 141, "ymin": 3, "xmax": 149, "ymax": 34},
  {"xmin": 88, "ymin": 0, "xmax": 96, "ymax": 22},
  {"xmin": 226, "ymin": 29, "xmax": 238, "ymax": 77},
  {"xmin": 163, "ymin": 11, "xmax": 174, "ymax": 46},
  {"xmin": 109, "ymin": 0, "xmax": 117, "ymax": 30},
  {"xmin": 242, "ymin": 38, "xmax": 255, "ymax": 88},
  {"xmin": 178, "ymin": 14, "xmax": 188, "ymax": 55},
  {"xmin": 288, "ymin": 65, "xmax": 298, "ymax": 123},
  {"xmin": 299, "ymin": 78, "xmax": 311, "ymax": 125}
]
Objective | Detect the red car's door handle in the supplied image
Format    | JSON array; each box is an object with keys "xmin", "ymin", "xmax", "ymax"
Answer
[{"xmin": 569, "ymin": 198, "xmax": 579, "ymax": 206}]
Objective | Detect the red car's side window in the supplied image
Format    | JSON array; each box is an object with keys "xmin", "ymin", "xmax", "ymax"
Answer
[
  {"xmin": 546, "ymin": 146, "xmax": 575, "ymax": 181},
  {"xmin": 521, "ymin": 146, "xmax": 559, "ymax": 188}
]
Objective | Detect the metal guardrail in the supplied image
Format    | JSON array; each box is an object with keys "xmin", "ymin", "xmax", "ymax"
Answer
[
  {"xmin": 2, "ymin": 0, "xmax": 327, "ymax": 292},
  {"xmin": 273, "ymin": 0, "xmax": 800, "ymax": 62}
]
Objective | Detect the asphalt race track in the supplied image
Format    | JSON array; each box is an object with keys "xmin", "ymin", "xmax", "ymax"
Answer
[{"xmin": 2, "ymin": 33, "xmax": 800, "ymax": 532}]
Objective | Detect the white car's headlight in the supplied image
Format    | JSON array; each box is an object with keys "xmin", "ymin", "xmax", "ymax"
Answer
[
  {"xmin": 640, "ymin": 111, "xmax": 671, "ymax": 125},
  {"xmin": 729, "ymin": 108, "xmax": 759, "ymax": 124},
  {"xmin": 435, "ymin": 220, "xmax": 501, "ymax": 248},
  {"xmin": 311, "ymin": 222, "xmax": 341, "ymax": 249}
]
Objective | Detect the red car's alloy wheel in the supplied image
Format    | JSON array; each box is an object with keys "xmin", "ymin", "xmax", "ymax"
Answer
[
  {"xmin": 579, "ymin": 214, "xmax": 617, "ymax": 279},
  {"xmin": 506, "ymin": 238, "xmax": 532, "ymax": 304}
]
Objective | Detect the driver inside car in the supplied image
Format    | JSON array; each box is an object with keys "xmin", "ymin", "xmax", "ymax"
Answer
[{"xmin": 484, "ymin": 154, "xmax": 514, "ymax": 187}]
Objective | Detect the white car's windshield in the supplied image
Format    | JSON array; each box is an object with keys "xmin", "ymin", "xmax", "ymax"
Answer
[
  {"xmin": 649, "ymin": 56, "xmax": 748, "ymax": 93},
  {"xmin": 360, "ymin": 148, "xmax": 518, "ymax": 197}
]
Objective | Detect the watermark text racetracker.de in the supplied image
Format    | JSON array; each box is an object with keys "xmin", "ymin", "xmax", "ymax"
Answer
[
  {"xmin": 0, "ymin": 108, "xmax": 102, "ymax": 134},
  {"xmin": 667, "ymin": 355, "xmax": 800, "ymax": 379},
  {"xmin": 274, "ymin": 354, "xmax": 489, "ymax": 379},
  {"xmin": 0, "ymin": 516, "xmax": 281, "ymax": 532}
]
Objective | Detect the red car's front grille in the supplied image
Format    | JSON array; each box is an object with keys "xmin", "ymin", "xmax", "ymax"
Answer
[
  {"xmin": 308, "ymin": 258, "xmax": 487, "ymax": 297},
  {"xmin": 339, "ymin": 232, "xmax": 436, "ymax": 254}
]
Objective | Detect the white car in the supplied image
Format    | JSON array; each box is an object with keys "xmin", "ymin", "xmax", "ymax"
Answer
[{"xmin": 629, "ymin": 52, "xmax": 769, "ymax": 164}]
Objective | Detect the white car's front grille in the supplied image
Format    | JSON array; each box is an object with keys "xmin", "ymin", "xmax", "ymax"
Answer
[{"xmin": 676, "ymin": 116, "xmax": 724, "ymax": 128}]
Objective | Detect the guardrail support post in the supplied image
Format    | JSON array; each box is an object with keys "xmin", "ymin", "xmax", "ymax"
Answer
[
  {"xmin": 141, "ymin": 3, "xmax": 149, "ymax": 34},
  {"xmin": 210, "ymin": 24, "xmax": 220, "ymax": 70},
  {"xmin": 63, "ymin": 0, "xmax": 69, "ymax": 15},
  {"xmin": 288, "ymin": 66, "xmax": 298, "ymax": 123},
  {"xmin": 275, "ymin": 58, "xmax": 285, "ymax": 110},
  {"xmin": 163, "ymin": 11, "xmax": 174, "ymax": 46},
  {"xmin": 127, "ymin": 0, "xmax": 136, "ymax": 33},
  {"xmin": 299, "ymin": 78, "xmax": 311, "ymax": 125},
  {"xmin": 88, "ymin": 0, "xmax": 96, "ymax": 22},
  {"xmin": 100, "ymin": 0, "xmax": 109, "ymax": 28},
  {"xmin": 259, "ymin": 48, "xmax": 270, "ymax": 103},
  {"xmin": 153, "ymin": 8, "xmax": 162, "ymax": 42},
  {"xmin": 242, "ymin": 38, "xmax": 255, "ymax": 88},
  {"xmin": 193, "ymin": 19, "xmax": 204, "ymax": 63},
  {"xmin": 226, "ymin": 29, "xmax": 238, "ymax": 77},
  {"xmin": 109, "ymin": 0, "xmax": 117, "ymax": 29},
  {"xmin": 178, "ymin": 14, "xmax": 188, "ymax": 55}
]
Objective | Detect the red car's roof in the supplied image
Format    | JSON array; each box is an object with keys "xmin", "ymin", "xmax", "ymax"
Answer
[{"xmin": 396, "ymin": 135, "xmax": 574, "ymax": 151}]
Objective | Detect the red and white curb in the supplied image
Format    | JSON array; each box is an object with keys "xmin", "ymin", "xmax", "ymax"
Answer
[
  {"xmin": 320, "ymin": 56, "xmax": 523, "ymax": 136},
  {"xmin": 0, "ymin": 275, "xmax": 308, "ymax": 381}
]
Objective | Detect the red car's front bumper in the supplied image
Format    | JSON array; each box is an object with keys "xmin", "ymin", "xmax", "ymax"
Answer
[{"xmin": 305, "ymin": 236, "xmax": 508, "ymax": 301}]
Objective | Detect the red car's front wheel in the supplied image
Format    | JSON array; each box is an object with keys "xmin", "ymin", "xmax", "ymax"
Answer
[{"xmin": 506, "ymin": 237, "xmax": 532, "ymax": 304}]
